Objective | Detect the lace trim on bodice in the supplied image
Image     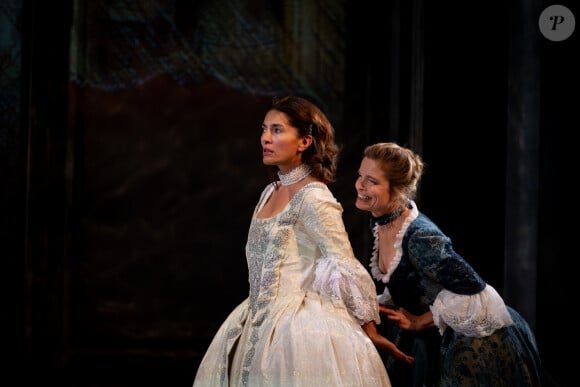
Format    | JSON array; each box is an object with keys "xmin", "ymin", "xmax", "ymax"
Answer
[{"xmin": 369, "ymin": 200, "xmax": 419, "ymax": 283}]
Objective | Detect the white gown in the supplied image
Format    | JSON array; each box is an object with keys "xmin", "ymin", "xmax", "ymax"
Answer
[{"xmin": 193, "ymin": 182, "xmax": 391, "ymax": 387}]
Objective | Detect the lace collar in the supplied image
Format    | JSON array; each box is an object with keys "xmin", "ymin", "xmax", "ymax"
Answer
[{"xmin": 369, "ymin": 200, "xmax": 419, "ymax": 282}]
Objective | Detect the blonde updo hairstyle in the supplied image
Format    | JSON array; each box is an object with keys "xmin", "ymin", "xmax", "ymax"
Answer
[{"xmin": 363, "ymin": 142, "xmax": 425, "ymax": 207}]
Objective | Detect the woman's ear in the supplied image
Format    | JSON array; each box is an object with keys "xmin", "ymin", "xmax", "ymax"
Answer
[{"xmin": 298, "ymin": 135, "xmax": 313, "ymax": 151}]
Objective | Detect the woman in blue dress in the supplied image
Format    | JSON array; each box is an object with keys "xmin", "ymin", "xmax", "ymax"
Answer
[{"xmin": 354, "ymin": 142, "xmax": 542, "ymax": 387}]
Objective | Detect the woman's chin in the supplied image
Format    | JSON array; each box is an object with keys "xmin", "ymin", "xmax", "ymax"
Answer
[{"xmin": 355, "ymin": 199, "xmax": 370, "ymax": 212}]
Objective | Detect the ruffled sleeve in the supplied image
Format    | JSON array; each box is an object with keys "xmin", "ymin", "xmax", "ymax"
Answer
[
  {"xmin": 431, "ymin": 285, "xmax": 514, "ymax": 337},
  {"xmin": 405, "ymin": 215, "xmax": 514, "ymax": 337},
  {"xmin": 299, "ymin": 185, "xmax": 381, "ymax": 326}
]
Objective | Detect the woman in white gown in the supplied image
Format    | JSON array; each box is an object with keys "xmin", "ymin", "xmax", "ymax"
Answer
[{"xmin": 193, "ymin": 96, "xmax": 412, "ymax": 387}]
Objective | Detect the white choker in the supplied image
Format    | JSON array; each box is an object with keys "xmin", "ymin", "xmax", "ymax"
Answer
[{"xmin": 278, "ymin": 164, "xmax": 312, "ymax": 186}]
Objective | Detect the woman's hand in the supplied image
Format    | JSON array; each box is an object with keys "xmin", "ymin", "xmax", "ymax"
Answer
[
  {"xmin": 380, "ymin": 305, "xmax": 416, "ymax": 330},
  {"xmin": 361, "ymin": 321, "xmax": 415, "ymax": 365},
  {"xmin": 380, "ymin": 305, "xmax": 433, "ymax": 331}
]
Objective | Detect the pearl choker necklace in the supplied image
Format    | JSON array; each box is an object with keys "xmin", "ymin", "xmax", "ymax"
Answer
[{"xmin": 278, "ymin": 164, "xmax": 312, "ymax": 186}]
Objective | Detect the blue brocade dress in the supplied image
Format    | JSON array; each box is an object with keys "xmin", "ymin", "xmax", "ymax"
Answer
[
  {"xmin": 193, "ymin": 182, "xmax": 391, "ymax": 387},
  {"xmin": 371, "ymin": 201, "xmax": 542, "ymax": 387}
]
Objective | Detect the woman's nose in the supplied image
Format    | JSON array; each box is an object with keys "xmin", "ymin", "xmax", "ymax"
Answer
[{"xmin": 261, "ymin": 132, "xmax": 271, "ymax": 143}]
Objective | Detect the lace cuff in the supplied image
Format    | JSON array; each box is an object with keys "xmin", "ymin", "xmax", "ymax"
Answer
[
  {"xmin": 311, "ymin": 255, "xmax": 380, "ymax": 325},
  {"xmin": 430, "ymin": 284, "xmax": 513, "ymax": 337}
]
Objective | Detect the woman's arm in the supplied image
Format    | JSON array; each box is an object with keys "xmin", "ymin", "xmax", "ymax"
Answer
[{"xmin": 361, "ymin": 320, "xmax": 414, "ymax": 364}]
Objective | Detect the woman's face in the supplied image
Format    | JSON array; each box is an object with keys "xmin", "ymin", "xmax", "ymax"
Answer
[
  {"xmin": 355, "ymin": 157, "xmax": 393, "ymax": 217},
  {"xmin": 261, "ymin": 109, "xmax": 311, "ymax": 173}
]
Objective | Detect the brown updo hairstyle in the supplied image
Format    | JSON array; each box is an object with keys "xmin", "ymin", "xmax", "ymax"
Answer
[
  {"xmin": 266, "ymin": 95, "xmax": 340, "ymax": 185},
  {"xmin": 363, "ymin": 142, "xmax": 425, "ymax": 206}
]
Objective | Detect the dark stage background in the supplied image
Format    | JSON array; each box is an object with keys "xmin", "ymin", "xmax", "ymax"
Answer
[{"xmin": 1, "ymin": 0, "xmax": 575, "ymax": 386}]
